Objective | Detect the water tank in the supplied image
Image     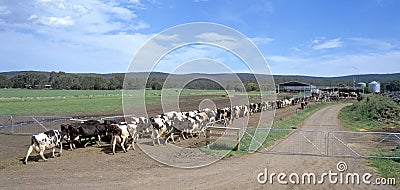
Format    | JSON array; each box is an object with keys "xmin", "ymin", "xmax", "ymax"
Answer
[
  {"xmin": 368, "ymin": 81, "xmax": 381, "ymax": 93},
  {"xmin": 356, "ymin": 82, "xmax": 366, "ymax": 88}
]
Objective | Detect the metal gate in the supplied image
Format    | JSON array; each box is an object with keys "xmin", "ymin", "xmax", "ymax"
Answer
[
  {"xmin": 328, "ymin": 131, "xmax": 400, "ymax": 158},
  {"xmin": 240, "ymin": 127, "xmax": 400, "ymax": 159},
  {"xmin": 241, "ymin": 128, "xmax": 327, "ymax": 156}
]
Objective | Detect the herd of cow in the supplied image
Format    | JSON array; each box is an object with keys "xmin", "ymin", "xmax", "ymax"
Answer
[{"xmin": 23, "ymin": 94, "xmax": 318, "ymax": 164}]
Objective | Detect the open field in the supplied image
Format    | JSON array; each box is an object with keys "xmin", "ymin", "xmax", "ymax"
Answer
[{"xmin": 0, "ymin": 88, "xmax": 296, "ymax": 116}]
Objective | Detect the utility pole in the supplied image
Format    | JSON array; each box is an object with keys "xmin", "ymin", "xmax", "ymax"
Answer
[{"xmin": 353, "ymin": 66, "xmax": 357, "ymax": 90}]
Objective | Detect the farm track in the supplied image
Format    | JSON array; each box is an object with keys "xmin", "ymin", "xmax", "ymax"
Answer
[{"xmin": 0, "ymin": 103, "xmax": 395, "ymax": 189}]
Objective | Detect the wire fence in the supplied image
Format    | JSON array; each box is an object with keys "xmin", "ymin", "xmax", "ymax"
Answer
[
  {"xmin": 215, "ymin": 126, "xmax": 400, "ymax": 159},
  {"xmin": 0, "ymin": 115, "xmax": 72, "ymax": 135},
  {"xmin": 328, "ymin": 131, "xmax": 400, "ymax": 159}
]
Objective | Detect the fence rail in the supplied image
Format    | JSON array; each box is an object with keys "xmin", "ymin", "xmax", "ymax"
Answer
[
  {"xmin": 205, "ymin": 122, "xmax": 400, "ymax": 159},
  {"xmin": 2, "ymin": 114, "xmax": 399, "ymax": 159},
  {"xmin": 328, "ymin": 130, "xmax": 400, "ymax": 159},
  {"xmin": 0, "ymin": 115, "xmax": 72, "ymax": 135},
  {"xmin": 206, "ymin": 126, "xmax": 241, "ymax": 151}
]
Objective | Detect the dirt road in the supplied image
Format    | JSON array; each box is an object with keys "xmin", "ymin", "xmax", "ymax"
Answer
[{"xmin": 0, "ymin": 104, "xmax": 396, "ymax": 189}]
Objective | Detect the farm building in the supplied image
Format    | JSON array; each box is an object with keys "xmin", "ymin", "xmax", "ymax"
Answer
[{"xmin": 277, "ymin": 81, "xmax": 317, "ymax": 93}]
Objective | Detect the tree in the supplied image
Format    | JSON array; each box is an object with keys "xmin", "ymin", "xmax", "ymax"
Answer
[
  {"xmin": 234, "ymin": 83, "xmax": 245, "ymax": 92},
  {"xmin": 0, "ymin": 75, "xmax": 11, "ymax": 88},
  {"xmin": 151, "ymin": 81, "xmax": 162, "ymax": 90},
  {"xmin": 108, "ymin": 74, "xmax": 124, "ymax": 89},
  {"xmin": 363, "ymin": 87, "xmax": 371, "ymax": 94},
  {"xmin": 50, "ymin": 72, "xmax": 72, "ymax": 89},
  {"xmin": 337, "ymin": 82, "xmax": 348, "ymax": 87},
  {"xmin": 245, "ymin": 82, "xmax": 259, "ymax": 92},
  {"xmin": 385, "ymin": 80, "xmax": 400, "ymax": 91},
  {"xmin": 10, "ymin": 72, "xmax": 48, "ymax": 88}
]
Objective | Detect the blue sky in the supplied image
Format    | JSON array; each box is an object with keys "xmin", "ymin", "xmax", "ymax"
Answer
[{"xmin": 0, "ymin": 0, "xmax": 400, "ymax": 76}]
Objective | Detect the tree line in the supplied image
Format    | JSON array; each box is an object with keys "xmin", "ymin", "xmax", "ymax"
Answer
[
  {"xmin": 1, "ymin": 71, "xmax": 400, "ymax": 92},
  {"xmin": 0, "ymin": 72, "xmax": 124, "ymax": 90}
]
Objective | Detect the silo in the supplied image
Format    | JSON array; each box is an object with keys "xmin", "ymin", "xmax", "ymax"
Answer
[
  {"xmin": 368, "ymin": 81, "xmax": 381, "ymax": 93},
  {"xmin": 357, "ymin": 82, "xmax": 366, "ymax": 88}
]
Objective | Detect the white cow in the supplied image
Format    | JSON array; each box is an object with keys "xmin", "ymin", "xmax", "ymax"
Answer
[{"xmin": 23, "ymin": 130, "xmax": 66, "ymax": 164}]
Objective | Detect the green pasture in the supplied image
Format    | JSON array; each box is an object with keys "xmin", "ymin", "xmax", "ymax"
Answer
[
  {"xmin": 0, "ymin": 89, "xmax": 232, "ymax": 115},
  {"xmin": 0, "ymin": 89, "xmax": 279, "ymax": 115}
]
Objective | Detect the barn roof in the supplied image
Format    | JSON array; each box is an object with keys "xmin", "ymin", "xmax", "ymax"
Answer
[{"xmin": 278, "ymin": 81, "xmax": 311, "ymax": 87}]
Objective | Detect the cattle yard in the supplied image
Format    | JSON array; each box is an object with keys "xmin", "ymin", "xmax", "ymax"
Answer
[
  {"xmin": 0, "ymin": 89, "xmax": 322, "ymax": 160},
  {"xmin": 0, "ymin": 89, "xmax": 399, "ymax": 189},
  {"xmin": 0, "ymin": 89, "xmax": 397, "ymax": 159}
]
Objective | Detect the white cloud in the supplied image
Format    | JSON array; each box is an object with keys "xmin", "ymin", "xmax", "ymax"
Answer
[
  {"xmin": 312, "ymin": 38, "xmax": 343, "ymax": 50},
  {"xmin": 290, "ymin": 47, "xmax": 301, "ymax": 52},
  {"xmin": 196, "ymin": 32, "xmax": 236, "ymax": 42},
  {"xmin": 195, "ymin": 32, "xmax": 242, "ymax": 50},
  {"xmin": 110, "ymin": 6, "xmax": 137, "ymax": 20},
  {"xmin": 156, "ymin": 34, "xmax": 180, "ymax": 41},
  {"xmin": 0, "ymin": 0, "xmax": 153, "ymax": 73},
  {"xmin": 0, "ymin": 0, "xmax": 148, "ymax": 34},
  {"xmin": 267, "ymin": 56, "xmax": 298, "ymax": 63},
  {"xmin": 35, "ymin": 16, "xmax": 75, "ymax": 27},
  {"xmin": 250, "ymin": 37, "xmax": 274, "ymax": 45},
  {"xmin": 0, "ymin": 5, "xmax": 11, "ymax": 15}
]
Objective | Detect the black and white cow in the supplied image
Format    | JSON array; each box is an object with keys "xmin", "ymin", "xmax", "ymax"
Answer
[
  {"xmin": 150, "ymin": 117, "xmax": 172, "ymax": 145},
  {"xmin": 23, "ymin": 129, "xmax": 67, "ymax": 164},
  {"xmin": 109, "ymin": 122, "xmax": 137, "ymax": 155}
]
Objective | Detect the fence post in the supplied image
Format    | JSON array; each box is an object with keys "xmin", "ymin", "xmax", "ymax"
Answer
[
  {"xmin": 11, "ymin": 115, "xmax": 14, "ymax": 134},
  {"xmin": 325, "ymin": 131, "xmax": 329, "ymax": 157},
  {"xmin": 206, "ymin": 127, "xmax": 209, "ymax": 149},
  {"xmin": 235, "ymin": 130, "xmax": 240, "ymax": 151}
]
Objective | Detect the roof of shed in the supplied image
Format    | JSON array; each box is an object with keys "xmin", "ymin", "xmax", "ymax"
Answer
[{"xmin": 278, "ymin": 81, "xmax": 311, "ymax": 87}]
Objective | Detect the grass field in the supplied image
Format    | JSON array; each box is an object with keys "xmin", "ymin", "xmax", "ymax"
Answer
[
  {"xmin": 0, "ymin": 88, "xmax": 282, "ymax": 115},
  {"xmin": 0, "ymin": 89, "xmax": 209, "ymax": 115},
  {"xmin": 339, "ymin": 95, "xmax": 400, "ymax": 185},
  {"xmin": 0, "ymin": 89, "xmax": 230, "ymax": 115}
]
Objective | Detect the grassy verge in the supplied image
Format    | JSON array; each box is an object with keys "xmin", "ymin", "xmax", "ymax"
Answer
[
  {"xmin": 201, "ymin": 102, "xmax": 336, "ymax": 156},
  {"xmin": 339, "ymin": 94, "xmax": 400, "ymax": 185},
  {"xmin": 340, "ymin": 95, "xmax": 400, "ymax": 132}
]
